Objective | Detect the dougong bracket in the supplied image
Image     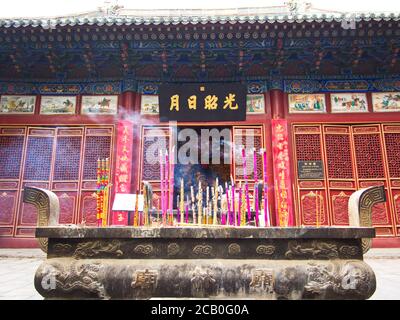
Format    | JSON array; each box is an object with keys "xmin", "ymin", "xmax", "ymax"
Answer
[
  {"xmin": 348, "ymin": 186, "xmax": 386, "ymax": 253},
  {"xmin": 23, "ymin": 187, "xmax": 60, "ymax": 252}
]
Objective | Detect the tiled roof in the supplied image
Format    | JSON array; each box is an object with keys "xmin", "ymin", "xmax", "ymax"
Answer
[{"xmin": 0, "ymin": 6, "xmax": 399, "ymax": 28}]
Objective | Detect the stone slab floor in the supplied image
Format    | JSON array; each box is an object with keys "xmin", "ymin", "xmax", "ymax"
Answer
[{"xmin": 0, "ymin": 248, "xmax": 399, "ymax": 300}]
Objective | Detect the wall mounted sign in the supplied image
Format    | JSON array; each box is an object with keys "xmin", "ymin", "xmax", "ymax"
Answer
[
  {"xmin": 297, "ymin": 161, "xmax": 324, "ymax": 179},
  {"xmin": 159, "ymin": 83, "xmax": 246, "ymax": 122}
]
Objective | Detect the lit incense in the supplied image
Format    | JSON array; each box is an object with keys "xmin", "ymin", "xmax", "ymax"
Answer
[
  {"xmin": 225, "ymin": 182, "xmax": 232, "ymax": 225},
  {"xmin": 180, "ymin": 178, "xmax": 184, "ymax": 224},
  {"xmin": 197, "ymin": 181, "xmax": 203, "ymax": 225},
  {"xmin": 231, "ymin": 175, "xmax": 236, "ymax": 225},
  {"xmin": 253, "ymin": 149, "xmax": 260, "ymax": 227},
  {"xmin": 159, "ymin": 150, "xmax": 165, "ymax": 224},
  {"xmin": 242, "ymin": 147, "xmax": 252, "ymax": 222},
  {"xmin": 238, "ymin": 182, "xmax": 242, "ymax": 225},
  {"xmin": 190, "ymin": 186, "xmax": 196, "ymax": 224},
  {"xmin": 261, "ymin": 149, "xmax": 270, "ymax": 227},
  {"xmin": 185, "ymin": 196, "xmax": 189, "ymax": 223},
  {"xmin": 164, "ymin": 150, "xmax": 169, "ymax": 225}
]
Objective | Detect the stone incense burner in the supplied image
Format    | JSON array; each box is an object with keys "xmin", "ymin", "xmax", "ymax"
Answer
[{"xmin": 24, "ymin": 186, "xmax": 385, "ymax": 300}]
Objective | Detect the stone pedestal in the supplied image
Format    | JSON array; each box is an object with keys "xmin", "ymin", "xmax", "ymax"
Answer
[
  {"xmin": 34, "ymin": 226, "xmax": 376, "ymax": 300},
  {"xmin": 25, "ymin": 185, "xmax": 386, "ymax": 300}
]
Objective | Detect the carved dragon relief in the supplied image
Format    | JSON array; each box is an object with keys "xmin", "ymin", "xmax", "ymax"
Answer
[
  {"xmin": 348, "ymin": 186, "xmax": 386, "ymax": 253},
  {"xmin": 23, "ymin": 187, "xmax": 60, "ymax": 253}
]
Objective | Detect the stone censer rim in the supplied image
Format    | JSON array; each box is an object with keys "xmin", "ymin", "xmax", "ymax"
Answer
[{"xmin": 36, "ymin": 226, "xmax": 375, "ymax": 239}]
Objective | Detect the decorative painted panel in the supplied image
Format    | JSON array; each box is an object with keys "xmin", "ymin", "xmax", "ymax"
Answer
[
  {"xmin": 80, "ymin": 191, "xmax": 98, "ymax": 226},
  {"xmin": 54, "ymin": 191, "xmax": 77, "ymax": 224},
  {"xmin": 0, "ymin": 191, "xmax": 17, "ymax": 226},
  {"xmin": 330, "ymin": 191, "xmax": 350, "ymax": 225},
  {"xmin": 299, "ymin": 190, "xmax": 327, "ymax": 226}
]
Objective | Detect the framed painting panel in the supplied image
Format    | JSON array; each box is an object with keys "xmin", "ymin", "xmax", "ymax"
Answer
[
  {"xmin": 331, "ymin": 93, "xmax": 368, "ymax": 113},
  {"xmin": 246, "ymin": 94, "xmax": 265, "ymax": 114},
  {"xmin": 141, "ymin": 95, "xmax": 159, "ymax": 115},
  {"xmin": 372, "ymin": 92, "xmax": 400, "ymax": 112},
  {"xmin": 0, "ymin": 95, "xmax": 36, "ymax": 114},
  {"xmin": 288, "ymin": 94, "xmax": 326, "ymax": 113},
  {"xmin": 81, "ymin": 95, "xmax": 118, "ymax": 115},
  {"xmin": 40, "ymin": 96, "xmax": 76, "ymax": 115}
]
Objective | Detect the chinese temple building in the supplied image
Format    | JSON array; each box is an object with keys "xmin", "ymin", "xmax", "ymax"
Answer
[{"xmin": 1, "ymin": 3, "xmax": 400, "ymax": 248}]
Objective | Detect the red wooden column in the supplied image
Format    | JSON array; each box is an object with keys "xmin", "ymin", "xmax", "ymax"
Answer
[
  {"xmin": 269, "ymin": 87, "xmax": 294, "ymax": 226},
  {"xmin": 270, "ymin": 89, "xmax": 285, "ymax": 120}
]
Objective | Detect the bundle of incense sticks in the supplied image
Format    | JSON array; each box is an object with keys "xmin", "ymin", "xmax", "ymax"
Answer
[
  {"xmin": 96, "ymin": 158, "xmax": 110, "ymax": 227},
  {"xmin": 152, "ymin": 147, "xmax": 272, "ymax": 228}
]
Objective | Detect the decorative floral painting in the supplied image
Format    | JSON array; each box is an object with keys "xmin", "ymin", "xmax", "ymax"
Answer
[
  {"xmin": 331, "ymin": 93, "xmax": 368, "ymax": 113},
  {"xmin": 0, "ymin": 95, "xmax": 36, "ymax": 114},
  {"xmin": 246, "ymin": 94, "xmax": 265, "ymax": 114},
  {"xmin": 288, "ymin": 94, "xmax": 326, "ymax": 113},
  {"xmin": 81, "ymin": 95, "xmax": 118, "ymax": 115},
  {"xmin": 40, "ymin": 96, "xmax": 76, "ymax": 114},
  {"xmin": 141, "ymin": 95, "xmax": 159, "ymax": 115},
  {"xmin": 372, "ymin": 92, "xmax": 400, "ymax": 112}
]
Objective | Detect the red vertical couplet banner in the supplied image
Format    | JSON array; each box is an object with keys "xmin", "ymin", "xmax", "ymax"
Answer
[
  {"xmin": 112, "ymin": 120, "xmax": 134, "ymax": 225},
  {"xmin": 271, "ymin": 119, "xmax": 294, "ymax": 227}
]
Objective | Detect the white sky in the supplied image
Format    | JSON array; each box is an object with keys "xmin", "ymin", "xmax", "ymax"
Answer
[{"xmin": 0, "ymin": 0, "xmax": 399, "ymax": 18}]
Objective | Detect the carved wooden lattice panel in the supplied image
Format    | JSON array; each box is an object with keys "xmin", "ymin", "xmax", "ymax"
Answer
[
  {"xmin": 0, "ymin": 135, "xmax": 25, "ymax": 179},
  {"xmin": 141, "ymin": 127, "xmax": 171, "ymax": 182},
  {"xmin": 324, "ymin": 133, "xmax": 353, "ymax": 179},
  {"xmin": 352, "ymin": 127, "xmax": 385, "ymax": 179},
  {"xmin": 83, "ymin": 135, "xmax": 112, "ymax": 180},
  {"xmin": 53, "ymin": 136, "xmax": 82, "ymax": 181},
  {"xmin": 382, "ymin": 124, "xmax": 400, "ymax": 236},
  {"xmin": 233, "ymin": 126, "xmax": 263, "ymax": 181},
  {"xmin": 23, "ymin": 136, "xmax": 54, "ymax": 181}
]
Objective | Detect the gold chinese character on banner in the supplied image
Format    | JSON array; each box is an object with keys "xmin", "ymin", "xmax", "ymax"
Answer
[
  {"xmin": 170, "ymin": 94, "xmax": 179, "ymax": 111},
  {"xmin": 188, "ymin": 95, "xmax": 197, "ymax": 110},
  {"xmin": 223, "ymin": 93, "xmax": 238, "ymax": 110},
  {"xmin": 204, "ymin": 95, "xmax": 218, "ymax": 110}
]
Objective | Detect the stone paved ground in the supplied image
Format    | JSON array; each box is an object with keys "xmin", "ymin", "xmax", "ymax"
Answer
[{"xmin": 0, "ymin": 248, "xmax": 399, "ymax": 300}]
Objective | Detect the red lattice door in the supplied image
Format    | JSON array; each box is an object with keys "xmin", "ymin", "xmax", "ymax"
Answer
[
  {"xmin": 0, "ymin": 127, "xmax": 26, "ymax": 237},
  {"xmin": 382, "ymin": 124, "xmax": 400, "ymax": 236},
  {"xmin": 51, "ymin": 127, "xmax": 84, "ymax": 225},
  {"xmin": 292, "ymin": 125, "xmax": 329, "ymax": 226},
  {"xmin": 322, "ymin": 125, "xmax": 356, "ymax": 226},
  {"xmin": 351, "ymin": 124, "xmax": 395, "ymax": 237},
  {"xmin": 16, "ymin": 127, "xmax": 56, "ymax": 237},
  {"xmin": 78, "ymin": 127, "xmax": 114, "ymax": 226}
]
